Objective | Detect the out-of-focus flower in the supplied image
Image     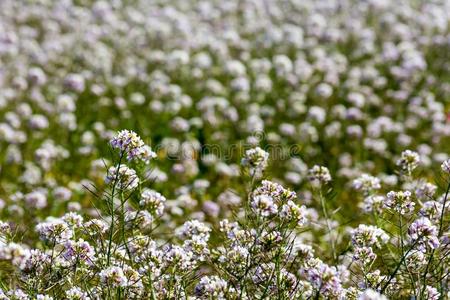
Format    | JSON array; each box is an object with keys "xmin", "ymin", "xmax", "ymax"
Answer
[
  {"xmin": 241, "ymin": 147, "xmax": 269, "ymax": 176},
  {"xmin": 441, "ymin": 159, "xmax": 450, "ymax": 174},
  {"xmin": 308, "ymin": 165, "xmax": 332, "ymax": 185},
  {"xmin": 397, "ymin": 150, "xmax": 420, "ymax": 174}
]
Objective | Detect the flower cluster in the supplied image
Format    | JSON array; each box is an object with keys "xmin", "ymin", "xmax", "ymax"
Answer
[
  {"xmin": 241, "ymin": 147, "xmax": 269, "ymax": 176},
  {"xmin": 110, "ymin": 130, "xmax": 156, "ymax": 163},
  {"xmin": 0, "ymin": 0, "xmax": 448, "ymax": 298}
]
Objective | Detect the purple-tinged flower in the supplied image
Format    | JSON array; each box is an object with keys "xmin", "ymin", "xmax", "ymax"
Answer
[
  {"xmin": 385, "ymin": 190, "xmax": 415, "ymax": 214},
  {"xmin": 139, "ymin": 189, "xmax": 166, "ymax": 216},
  {"xmin": 308, "ymin": 165, "xmax": 332, "ymax": 185},
  {"xmin": 351, "ymin": 224, "xmax": 389, "ymax": 248},
  {"xmin": 110, "ymin": 130, "xmax": 156, "ymax": 163},
  {"xmin": 99, "ymin": 266, "xmax": 128, "ymax": 287},
  {"xmin": 105, "ymin": 164, "xmax": 139, "ymax": 191},
  {"xmin": 241, "ymin": 147, "xmax": 269, "ymax": 176},
  {"xmin": 408, "ymin": 217, "xmax": 439, "ymax": 250},
  {"xmin": 358, "ymin": 289, "xmax": 387, "ymax": 300},
  {"xmin": 441, "ymin": 159, "xmax": 450, "ymax": 174},
  {"xmin": 251, "ymin": 195, "xmax": 278, "ymax": 217},
  {"xmin": 396, "ymin": 150, "xmax": 420, "ymax": 174}
]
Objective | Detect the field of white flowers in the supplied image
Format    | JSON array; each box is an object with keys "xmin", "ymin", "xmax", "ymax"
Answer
[{"xmin": 0, "ymin": 0, "xmax": 449, "ymax": 299}]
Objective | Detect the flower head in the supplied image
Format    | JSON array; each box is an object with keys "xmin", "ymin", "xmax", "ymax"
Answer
[
  {"xmin": 105, "ymin": 164, "xmax": 139, "ymax": 191},
  {"xmin": 241, "ymin": 147, "xmax": 269, "ymax": 176},
  {"xmin": 397, "ymin": 150, "xmax": 420, "ymax": 174},
  {"xmin": 408, "ymin": 217, "xmax": 439, "ymax": 250},
  {"xmin": 110, "ymin": 130, "xmax": 156, "ymax": 163}
]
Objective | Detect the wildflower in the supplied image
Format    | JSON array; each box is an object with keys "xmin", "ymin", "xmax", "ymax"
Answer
[
  {"xmin": 202, "ymin": 201, "xmax": 220, "ymax": 218},
  {"xmin": 361, "ymin": 195, "xmax": 385, "ymax": 213},
  {"xmin": 66, "ymin": 287, "xmax": 90, "ymax": 300},
  {"xmin": 63, "ymin": 239, "xmax": 95, "ymax": 265},
  {"xmin": 351, "ymin": 224, "xmax": 389, "ymax": 248},
  {"xmin": 251, "ymin": 195, "xmax": 278, "ymax": 217},
  {"xmin": 253, "ymin": 180, "xmax": 297, "ymax": 203},
  {"xmin": 423, "ymin": 286, "xmax": 440, "ymax": 300},
  {"xmin": 0, "ymin": 243, "xmax": 28, "ymax": 267},
  {"xmin": 241, "ymin": 147, "xmax": 269, "ymax": 176},
  {"xmin": 358, "ymin": 289, "xmax": 387, "ymax": 300},
  {"xmin": 291, "ymin": 242, "xmax": 315, "ymax": 262},
  {"xmin": 215, "ymin": 245, "xmax": 249, "ymax": 275},
  {"xmin": 396, "ymin": 150, "xmax": 420, "ymax": 173},
  {"xmin": 83, "ymin": 219, "xmax": 108, "ymax": 236},
  {"xmin": 24, "ymin": 191, "xmax": 47, "ymax": 209},
  {"xmin": 194, "ymin": 276, "xmax": 231, "ymax": 299},
  {"xmin": 352, "ymin": 174, "xmax": 381, "ymax": 194},
  {"xmin": 36, "ymin": 295, "xmax": 53, "ymax": 300},
  {"xmin": 36, "ymin": 219, "xmax": 73, "ymax": 243},
  {"xmin": 305, "ymin": 261, "xmax": 344, "ymax": 298},
  {"xmin": 280, "ymin": 200, "xmax": 308, "ymax": 226},
  {"xmin": 28, "ymin": 115, "xmax": 49, "ymax": 130},
  {"xmin": 385, "ymin": 190, "xmax": 415, "ymax": 214},
  {"xmin": 125, "ymin": 211, "xmax": 153, "ymax": 230},
  {"xmin": 419, "ymin": 201, "xmax": 443, "ymax": 220},
  {"xmin": 52, "ymin": 186, "xmax": 72, "ymax": 201},
  {"xmin": 165, "ymin": 245, "xmax": 195, "ymax": 271},
  {"xmin": 405, "ymin": 250, "xmax": 426, "ymax": 271},
  {"xmin": 99, "ymin": 266, "xmax": 128, "ymax": 287},
  {"xmin": 441, "ymin": 159, "xmax": 450, "ymax": 174},
  {"xmin": 176, "ymin": 220, "xmax": 211, "ymax": 242},
  {"xmin": 408, "ymin": 217, "xmax": 439, "ymax": 250},
  {"xmin": 308, "ymin": 165, "xmax": 332, "ymax": 185},
  {"xmin": 19, "ymin": 249, "xmax": 50, "ymax": 276},
  {"xmin": 110, "ymin": 130, "xmax": 156, "ymax": 163},
  {"xmin": 62, "ymin": 212, "xmax": 83, "ymax": 228},
  {"xmin": 105, "ymin": 164, "xmax": 139, "ymax": 190},
  {"xmin": 3, "ymin": 289, "xmax": 29, "ymax": 299},
  {"xmin": 353, "ymin": 247, "xmax": 376, "ymax": 265},
  {"xmin": 64, "ymin": 73, "xmax": 85, "ymax": 92},
  {"xmin": 415, "ymin": 182, "xmax": 437, "ymax": 200},
  {"xmin": 138, "ymin": 189, "xmax": 166, "ymax": 216},
  {"xmin": 0, "ymin": 221, "xmax": 11, "ymax": 237}
]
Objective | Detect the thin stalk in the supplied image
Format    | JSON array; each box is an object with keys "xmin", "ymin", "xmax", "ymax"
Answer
[
  {"xmin": 107, "ymin": 152, "xmax": 124, "ymax": 266},
  {"xmin": 320, "ymin": 189, "xmax": 337, "ymax": 262}
]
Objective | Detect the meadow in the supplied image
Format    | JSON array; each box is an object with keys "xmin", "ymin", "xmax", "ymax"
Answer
[{"xmin": 0, "ymin": 0, "xmax": 449, "ymax": 299}]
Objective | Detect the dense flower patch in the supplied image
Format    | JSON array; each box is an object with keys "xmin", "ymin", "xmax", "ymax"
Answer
[{"xmin": 0, "ymin": 0, "xmax": 449, "ymax": 299}]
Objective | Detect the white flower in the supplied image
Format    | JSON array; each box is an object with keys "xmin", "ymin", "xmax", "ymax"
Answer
[
  {"xmin": 441, "ymin": 158, "xmax": 450, "ymax": 174},
  {"xmin": 241, "ymin": 147, "xmax": 269, "ymax": 176},
  {"xmin": 139, "ymin": 189, "xmax": 166, "ymax": 216},
  {"xmin": 396, "ymin": 150, "xmax": 420, "ymax": 173},
  {"xmin": 99, "ymin": 266, "xmax": 128, "ymax": 287},
  {"xmin": 351, "ymin": 224, "xmax": 389, "ymax": 248},
  {"xmin": 408, "ymin": 217, "xmax": 439, "ymax": 250},
  {"xmin": 251, "ymin": 195, "xmax": 278, "ymax": 217},
  {"xmin": 105, "ymin": 164, "xmax": 139, "ymax": 190},
  {"xmin": 352, "ymin": 174, "xmax": 381, "ymax": 193},
  {"xmin": 308, "ymin": 165, "xmax": 332, "ymax": 184},
  {"xmin": 280, "ymin": 200, "xmax": 308, "ymax": 226},
  {"xmin": 36, "ymin": 219, "xmax": 73, "ymax": 243},
  {"xmin": 358, "ymin": 289, "xmax": 387, "ymax": 300},
  {"xmin": 110, "ymin": 130, "xmax": 156, "ymax": 163}
]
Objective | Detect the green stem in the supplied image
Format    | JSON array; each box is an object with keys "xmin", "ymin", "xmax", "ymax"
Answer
[
  {"xmin": 320, "ymin": 189, "xmax": 336, "ymax": 262},
  {"xmin": 107, "ymin": 152, "xmax": 124, "ymax": 266}
]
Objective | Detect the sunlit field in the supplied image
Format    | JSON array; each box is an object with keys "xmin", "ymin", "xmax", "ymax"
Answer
[{"xmin": 0, "ymin": 0, "xmax": 449, "ymax": 299}]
